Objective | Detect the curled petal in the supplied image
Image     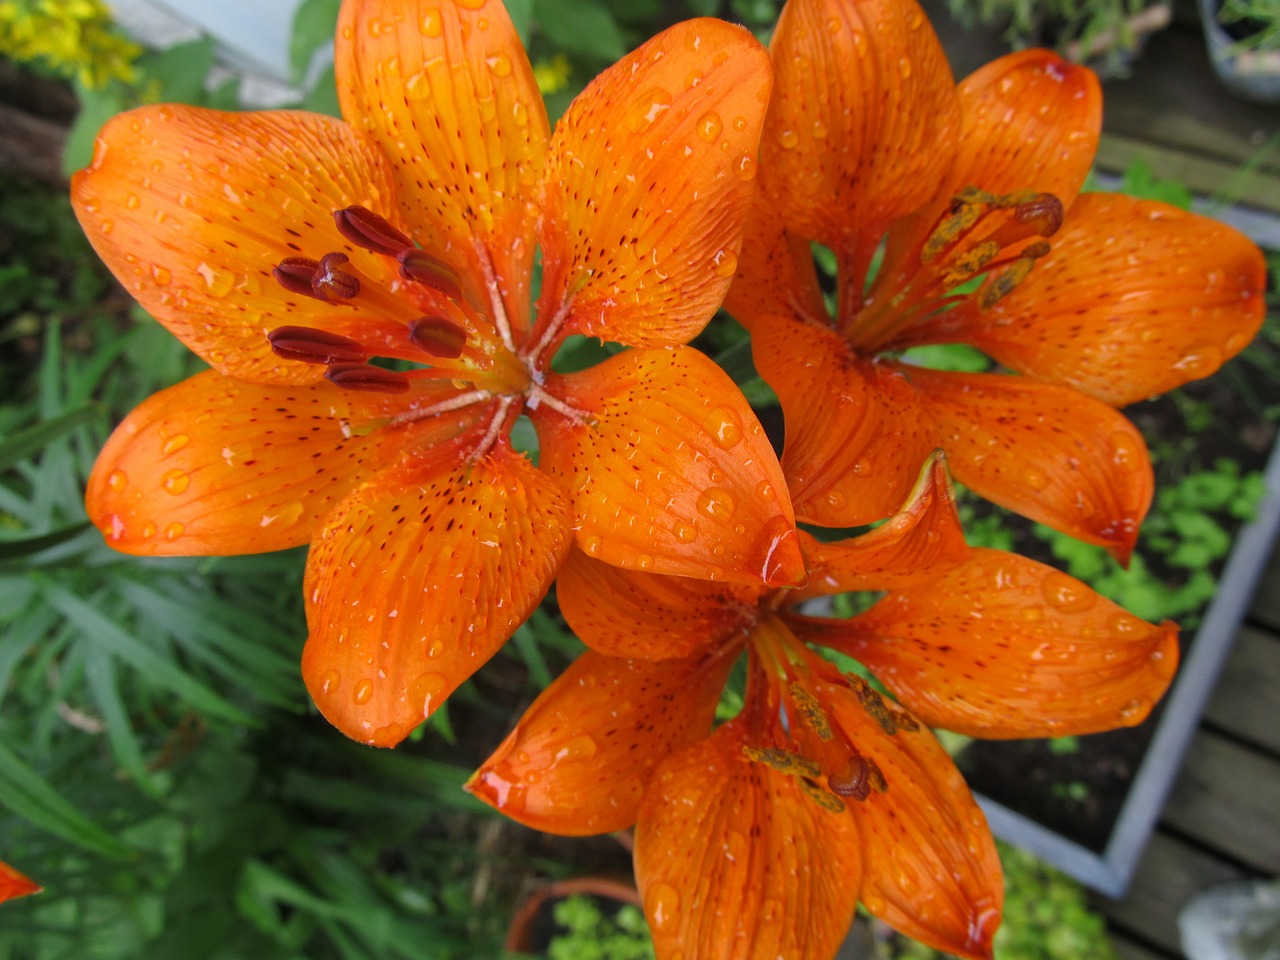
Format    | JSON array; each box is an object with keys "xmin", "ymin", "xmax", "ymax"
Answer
[
  {"xmin": 468, "ymin": 648, "xmax": 734, "ymax": 835},
  {"xmin": 0, "ymin": 861, "xmax": 41, "ymax": 903},
  {"xmin": 537, "ymin": 19, "xmax": 771, "ymax": 349},
  {"xmin": 820, "ymin": 683, "xmax": 1002, "ymax": 959},
  {"xmin": 635, "ymin": 721, "xmax": 862, "ymax": 960},
  {"xmin": 85, "ymin": 372, "xmax": 481, "ymax": 556},
  {"xmin": 752, "ymin": 316, "xmax": 936, "ymax": 527},
  {"xmin": 336, "ymin": 0, "xmax": 548, "ymax": 337},
  {"xmin": 792, "ymin": 452, "xmax": 970, "ymax": 601},
  {"xmin": 532, "ymin": 347, "xmax": 804, "ymax": 587},
  {"xmin": 557, "ymin": 549, "xmax": 760, "ymax": 660},
  {"xmin": 921, "ymin": 195, "xmax": 1268, "ymax": 406},
  {"xmin": 71, "ymin": 106, "xmax": 399, "ymax": 384},
  {"xmin": 301, "ymin": 442, "xmax": 571, "ymax": 746},
  {"xmin": 906, "ymin": 365, "xmax": 1153, "ymax": 563},
  {"xmin": 810, "ymin": 548, "xmax": 1180, "ymax": 738},
  {"xmin": 763, "ymin": 0, "xmax": 959, "ymax": 287}
]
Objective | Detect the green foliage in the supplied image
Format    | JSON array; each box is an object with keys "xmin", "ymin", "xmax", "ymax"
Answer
[
  {"xmin": 548, "ymin": 896, "xmax": 656, "ymax": 960},
  {"xmin": 943, "ymin": 0, "xmax": 1157, "ymax": 59},
  {"xmin": 1219, "ymin": 0, "xmax": 1280, "ymax": 51}
]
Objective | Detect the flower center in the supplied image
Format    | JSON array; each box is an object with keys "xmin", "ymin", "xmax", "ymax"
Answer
[{"xmin": 844, "ymin": 186, "xmax": 1064, "ymax": 354}]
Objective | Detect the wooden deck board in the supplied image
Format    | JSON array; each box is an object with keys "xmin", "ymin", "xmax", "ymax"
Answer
[
  {"xmin": 1248, "ymin": 544, "xmax": 1280, "ymax": 633},
  {"xmin": 1111, "ymin": 932, "xmax": 1177, "ymax": 960},
  {"xmin": 1203, "ymin": 624, "xmax": 1280, "ymax": 752},
  {"xmin": 1161, "ymin": 730, "xmax": 1280, "ymax": 873}
]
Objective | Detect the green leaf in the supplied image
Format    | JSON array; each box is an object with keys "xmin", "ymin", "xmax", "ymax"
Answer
[
  {"xmin": 290, "ymin": 0, "xmax": 342, "ymax": 84},
  {"xmin": 61, "ymin": 82, "xmax": 127, "ymax": 176},
  {"xmin": 505, "ymin": 0, "xmax": 535, "ymax": 44},
  {"xmin": 139, "ymin": 37, "xmax": 217, "ymax": 104},
  {"xmin": 0, "ymin": 740, "xmax": 135, "ymax": 859},
  {"xmin": 533, "ymin": 0, "xmax": 626, "ymax": 59},
  {"xmin": 301, "ymin": 64, "xmax": 342, "ymax": 118},
  {"xmin": 0, "ymin": 403, "xmax": 101, "ymax": 473},
  {"xmin": 0, "ymin": 522, "xmax": 92, "ymax": 560}
]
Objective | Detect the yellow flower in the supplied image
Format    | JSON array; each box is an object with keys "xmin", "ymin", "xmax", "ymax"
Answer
[
  {"xmin": 0, "ymin": 0, "xmax": 141, "ymax": 88},
  {"xmin": 532, "ymin": 52, "xmax": 571, "ymax": 95}
]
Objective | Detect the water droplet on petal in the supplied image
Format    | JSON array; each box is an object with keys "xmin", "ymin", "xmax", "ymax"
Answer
[
  {"xmin": 777, "ymin": 128, "xmax": 799, "ymax": 150},
  {"xmin": 712, "ymin": 249, "xmax": 738, "ymax": 279},
  {"xmin": 1040, "ymin": 571, "xmax": 1095, "ymax": 613},
  {"xmin": 197, "ymin": 262, "xmax": 235, "ymax": 298},
  {"xmin": 696, "ymin": 487, "xmax": 736, "ymax": 521},
  {"xmin": 419, "ymin": 8, "xmax": 442, "ymax": 36},
  {"xmin": 705, "ymin": 407, "xmax": 742, "ymax": 449},
  {"xmin": 734, "ymin": 153, "xmax": 757, "ymax": 180},
  {"xmin": 410, "ymin": 672, "xmax": 448, "ymax": 717},
  {"xmin": 636, "ymin": 553, "xmax": 655, "ymax": 571},
  {"xmin": 582, "ymin": 534, "xmax": 602, "ymax": 557},
  {"xmin": 627, "ymin": 88, "xmax": 672, "ymax": 132},
  {"xmin": 164, "ymin": 521, "xmax": 185, "ymax": 540},
  {"xmin": 1022, "ymin": 467, "xmax": 1048, "ymax": 491},
  {"xmin": 353, "ymin": 679, "xmax": 374, "ymax": 705},
  {"xmin": 1119, "ymin": 698, "xmax": 1147, "ymax": 723},
  {"xmin": 673, "ymin": 521, "xmax": 698, "ymax": 544},
  {"xmin": 162, "ymin": 468, "xmax": 190, "ymax": 495},
  {"xmin": 696, "ymin": 110, "xmax": 722, "ymax": 142},
  {"xmin": 645, "ymin": 882, "xmax": 681, "ymax": 932},
  {"xmin": 319, "ymin": 670, "xmax": 341, "ymax": 694},
  {"xmin": 487, "ymin": 53, "xmax": 511, "ymax": 77},
  {"xmin": 811, "ymin": 119, "xmax": 829, "ymax": 139},
  {"xmin": 161, "ymin": 434, "xmax": 189, "ymax": 456},
  {"xmin": 107, "ymin": 469, "xmax": 129, "ymax": 494},
  {"xmin": 898, "ymin": 57, "xmax": 913, "ymax": 78},
  {"xmin": 755, "ymin": 480, "xmax": 776, "ymax": 502},
  {"xmin": 555, "ymin": 734, "xmax": 597, "ymax": 764},
  {"xmin": 1109, "ymin": 431, "xmax": 1140, "ymax": 468}
]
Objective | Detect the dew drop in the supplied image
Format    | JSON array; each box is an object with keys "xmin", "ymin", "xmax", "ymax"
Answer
[
  {"xmin": 1022, "ymin": 467, "xmax": 1049, "ymax": 491},
  {"xmin": 353, "ymin": 679, "xmax": 374, "ymax": 705},
  {"xmin": 107, "ymin": 469, "xmax": 129, "ymax": 494},
  {"xmin": 674, "ymin": 521, "xmax": 698, "ymax": 544},
  {"xmin": 487, "ymin": 52, "xmax": 511, "ymax": 77},
  {"xmin": 684, "ymin": 69, "xmax": 703, "ymax": 89},
  {"xmin": 696, "ymin": 487, "xmax": 736, "ymax": 521},
  {"xmin": 627, "ymin": 88, "xmax": 672, "ymax": 132},
  {"xmin": 755, "ymin": 480, "xmax": 776, "ymax": 502},
  {"xmin": 125, "ymin": 194, "xmax": 140, "ymax": 210},
  {"xmin": 151, "ymin": 264, "xmax": 171, "ymax": 286},
  {"xmin": 161, "ymin": 434, "xmax": 189, "ymax": 456},
  {"xmin": 419, "ymin": 8, "xmax": 443, "ymax": 35},
  {"xmin": 99, "ymin": 219, "xmax": 114, "ymax": 235},
  {"xmin": 747, "ymin": 515, "xmax": 797, "ymax": 584},
  {"xmin": 582, "ymin": 533, "xmax": 603, "ymax": 556},
  {"xmin": 898, "ymin": 57, "xmax": 913, "ymax": 78},
  {"xmin": 824, "ymin": 488, "xmax": 847, "ymax": 510},
  {"xmin": 1119, "ymin": 698, "xmax": 1147, "ymax": 723},
  {"xmin": 405, "ymin": 70, "xmax": 430, "ymax": 100},
  {"xmin": 1040, "ymin": 571, "xmax": 1095, "ymax": 613},
  {"xmin": 141, "ymin": 521, "xmax": 157, "ymax": 538},
  {"xmin": 811, "ymin": 119, "xmax": 829, "ymax": 139},
  {"xmin": 704, "ymin": 407, "xmax": 742, "ymax": 448},
  {"xmin": 636, "ymin": 553, "xmax": 655, "ymax": 571},
  {"xmin": 319, "ymin": 669, "xmax": 341, "ymax": 694},
  {"xmin": 1022, "ymin": 607, "xmax": 1045, "ymax": 623},
  {"xmin": 696, "ymin": 110, "xmax": 723, "ymax": 143},
  {"xmin": 555, "ymin": 734, "xmax": 597, "ymax": 763},
  {"xmin": 734, "ymin": 153, "xmax": 757, "ymax": 181},
  {"xmin": 410, "ymin": 672, "xmax": 448, "ymax": 717},
  {"xmin": 645, "ymin": 882, "xmax": 681, "ymax": 932},
  {"xmin": 777, "ymin": 128, "xmax": 799, "ymax": 150},
  {"xmin": 197, "ymin": 262, "xmax": 235, "ymax": 298},
  {"xmin": 1108, "ymin": 431, "xmax": 1140, "ymax": 468},
  {"xmin": 161, "ymin": 468, "xmax": 190, "ymax": 495},
  {"xmin": 164, "ymin": 521, "xmax": 185, "ymax": 540}
]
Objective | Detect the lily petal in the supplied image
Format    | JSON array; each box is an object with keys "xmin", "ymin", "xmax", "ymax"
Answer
[
  {"xmin": 792, "ymin": 452, "xmax": 970, "ymax": 601},
  {"xmin": 808, "ymin": 547, "xmax": 1180, "ymax": 738},
  {"xmin": 301, "ymin": 441, "xmax": 571, "ymax": 746},
  {"xmin": 557, "ymin": 548, "xmax": 759, "ymax": 659},
  {"xmin": 467, "ymin": 647, "xmax": 734, "ymax": 835},
  {"xmin": 635, "ymin": 721, "xmax": 862, "ymax": 960},
  {"xmin": 906, "ymin": 365, "xmax": 1153, "ymax": 563},
  {"xmin": 722, "ymin": 198, "xmax": 828, "ymax": 333},
  {"xmin": 336, "ymin": 0, "xmax": 548, "ymax": 337},
  {"xmin": 536, "ymin": 18, "xmax": 771, "ymax": 350},
  {"xmin": 85, "ymin": 371, "xmax": 482, "ymax": 556},
  {"xmin": 821, "ymin": 682, "xmax": 1002, "ymax": 959},
  {"xmin": 752, "ymin": 315, "xmax": 936, "ymax": 527},
  {"xmin": 922, "ymin": 194, "xmax": 1268, "ymax": 406},
  {"xmin": 71, "ymin": 105, "xmax": 399, "ymax": 384},
  {"xmin": 0, "ymin": 860, "xmax": 41, "ymax": 903},
  {"xmin": 532, "ymin": 347, "xmax": 804, "ymax": 586},
  {"xmin": 762, "ymin": 0, "xmax": 959, "ymax": 291}
]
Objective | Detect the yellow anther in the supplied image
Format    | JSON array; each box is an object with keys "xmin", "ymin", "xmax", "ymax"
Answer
[
  {"xmin": 800, "ymin": 778, "xmax": 848, "ymax": 813},
  {"xmin": 789, "ymin": 682, "xmax": 833, "ymax": 741},
  {"xmin": 742, "ymin": 745, "xmax": 822, "ymax": 779}
]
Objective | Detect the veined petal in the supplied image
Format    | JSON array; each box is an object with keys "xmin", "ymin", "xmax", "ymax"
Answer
[
  {"xmin": 536, "ymin": 19, "xmax": 771, "ymax": 350},
  {"xmin": 927, "ymin": 194, "xmax": 1268, "ymax": 406},
  {"xmin": 531, "ymin": 347, "xmax": 804, "ymax": 587},
  {"xmin": 557, "ymin": 549, "xmax": 759, "ymax": 660},
  {"xmin": 722, "ymin": 200, "xmax": 828, "ymax": 333},
  {"xmin": 336, "ymin": 0, "xmax": 548, "ymax": 338},
  {"xmin": 635, "ymin": 721, "xmax": 862, "ymax": 960},
  {"xmin": 791, "ymin": 452, "xmax": 970, "ymax": 602},
  {"xmin": 809, "ymin": 548, "xmax": 1180, "ymax": 738},
  {"xmin": 762, "ymin": 0, "xmax": 959, "ymax": 284},
  {"xmin": 85, "ymin": 372, "xmax": 482, "ymax": 556},
  {"xmin": 752, "ymin": 315, "xmax": 936, "ymax": 526},
  {"xmin": 301, "ymin": 442, "xmax": 571, "ymax": 746},
  {"xmin": 0, "ymin": 861, "xmax": 41, "ymax": 903},
  {"xmin": 467, "ymin": 647, "xmax": 734, "ymax": 836},
  {"xmin": 71, "ymin": 106, "xmax": 399, "ymax": 384},
  {"xmin": 907, "ymin": 365, "xmax": 1153, "ymax": 563},
  {"xmin": 821, "ymin": 683, "xmax": 1002, "ymax": 959}
]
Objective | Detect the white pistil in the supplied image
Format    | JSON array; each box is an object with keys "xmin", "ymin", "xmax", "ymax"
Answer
[
  {"xmin": 390, "ymin": 388, "xmax": 492, "ymax": 426},
  {"xmin": 475, "ymin": 241, "xmax": 516, "ymax": 354},
  {"xmin": 524, "ymin": 295, "xmax": 575, "ymax": 369},
  {"xmin": 525, "ymin": 382, "xmax": 591, "ymax": 423},
  {"xmin": 470, "ymin": 395, "xmax": 517, "ymax": 461}
]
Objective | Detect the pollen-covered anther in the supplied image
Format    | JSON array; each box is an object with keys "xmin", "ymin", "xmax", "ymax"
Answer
[
  {"xmin": 398, "ymin": 249, "xmax": 465, "ymax": 303},
  {"xmin": 789, "ymin": 682, "xmax": 834, "ymax": 741},
  {"xmin": 742, "ymin": 744, "xmax": 822, "ymax": 779},
  {"xmin": 848, "ymin": 675, "xmax": 919, "ymax": 735},
  {"xmin": 324, "ymin": 361, "xmax": 410, "ymax": 394},
  {"xmin": 333, "ymin": 205, "xmax": 413, "ymax": 257},
  {"xmin": 312, "ymin": 252, "xmax": 361, "ymax": 300},
  {"xmin": 408, "ymin": 316, "xmax": 468, "ymax": 359},
  {"xmin": 267, "ymin": 325, "xmax": 370, "ymax": 364}
]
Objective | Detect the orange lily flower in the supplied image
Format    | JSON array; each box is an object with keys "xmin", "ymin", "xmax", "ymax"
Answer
[
  {"xmin": 73, "ymin": 0, "xmax": 802, "ymax": 746},
  {"xmin": 469, "ymin": 456, "xmax": 1179, "ymax": 958},
  {"xmin": 0, "ymin": 860, "xmax": 41, "ymax": 904},
  {"xmin": 726, "ymin": 0, "xmax": 1266, "ymax": 562}
]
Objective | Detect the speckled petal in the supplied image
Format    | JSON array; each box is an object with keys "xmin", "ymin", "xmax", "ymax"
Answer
[
  {"xmin": 335, "ymin": 0, "xmax": 548, "ymax": 338},
  {"xmin": 752, "ymin": 314, "xmax": 937, "ymax": 527},
  {"xmin": 71, "ymin": 105, "xmax": 399, "ymax": 384},
  {"xmin": 557, "ymin": 548, "xmax": 760, "ymax": 660},
  {"xmin": 722, "ymin": 200, "xmax": 829, "ymax": 334},
  {"xmin": 536, "ymin": 18, "xmax": 771, "ymax": 350},
  {"xmin": 819, "ymin": 683, "xmax": 1003, "ymax": 960},
  {"xmin": 915, "ymin": 195, "xmax": 1268, "ymax": 406},
  {"xmin": 301, "ymin": 441, "xmax": 571, "ymax": 747},
  {"xmin": 808, "ymin": 548, "xmax": 1180, "ymax": 738},
  {"xmin": 907, "ymin": 365, "xmax": 1153, "ymax": 563},
  {"xmin": 791, "ymin": 452, "xmax": 970, "ymax": 602},
  {"xmin": 531, "ymin": 347, "xmax": 804, "ymax": 587},
  {"xmin": 467, "ymin": 647, "xmax": 734, "ymax": 835},
  {"xmin": 85, "ymin": 371, "xmax": 482, "ymax": 556},
  {"xmin": 762, "ymin": 0, "xmax": 959, "ymax": 288},
  {"xmin": 0, "ymin": 861, "xmax": 41, "ymax": 904},
  {"xmin": 635, "ymin": 721, "xmax": 862, "ymax": 960}
]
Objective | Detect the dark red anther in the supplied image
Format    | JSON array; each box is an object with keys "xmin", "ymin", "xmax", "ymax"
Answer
[
  {"xmin": 398, "ymin": 249, "xmax": 464, "ymax": 302},
  {"xmin": 312, "ymin": 252, "xmax": 361, "ymax": 300},
  {"xmin": 1014, "ymin": 193, "xmax": 1064, "ymax": 238},
  {"xmin": 325, "ymin": 362, "xmax": 410, "ymax": 394},
  {"xmin": 267, "ymin": 325, "xmax": 369, "ymax": 364},
  {"xmin": 334, "ymin": 205, "xmax": 414, "ymax": 257},
  {"xmin": 827, "ymin": 755, "xmax": 872, "ymax": 801},
  {"xmin": 273, "ymin": 257, "xmax": 321, "ymax": 297},
  {"xmin": 408, "ymin": 316, "xmax": 468, "ymax": 359}
]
